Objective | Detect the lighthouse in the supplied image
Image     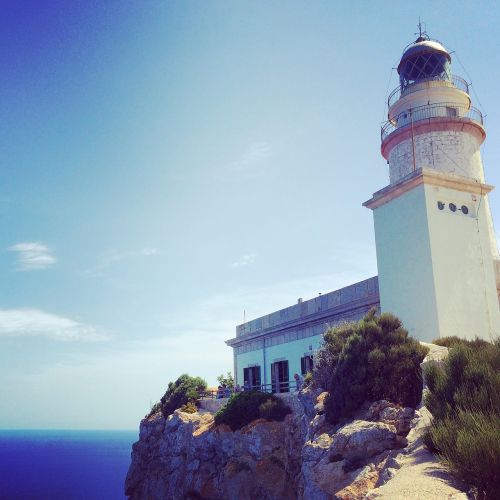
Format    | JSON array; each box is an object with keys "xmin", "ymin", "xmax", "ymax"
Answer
[{"xmin": 364, "ymin": 32, "xmax": 500, "ymax": 342}]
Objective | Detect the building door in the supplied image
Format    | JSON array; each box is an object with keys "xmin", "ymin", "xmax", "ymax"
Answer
[
  {"xmin": 243, "ymin": 366, "xmax": 261, "ymax": 390},
  {"xmin": 271, "ymin": 360, "xmax": 289, "ymax": 393}
]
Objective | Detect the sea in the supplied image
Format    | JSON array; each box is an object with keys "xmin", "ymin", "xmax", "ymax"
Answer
[{"xmin": 0, "ymin": 430, "xmax": 137, "ymax": 500}]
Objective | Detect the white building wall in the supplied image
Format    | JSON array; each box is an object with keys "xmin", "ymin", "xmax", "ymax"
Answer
[
  {"xmin": 388, "ymin": 131, "xmax": 484, "ymax": 185},
  {"xmin": 235, "ymin": 349, "xmax": 264, "ymax": 387},
  {"xmin": 389, "ymin": 84, "xmax": 470, "ymax": 119},
  {"xmin": 235, "ymin": 334, "xmax": 323, "ymax": 388},
  {"xmin": 264, "ymin": 335, "xmax": 323, "ymax": 386}
]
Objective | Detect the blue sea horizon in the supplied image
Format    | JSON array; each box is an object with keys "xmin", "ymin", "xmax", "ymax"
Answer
[{"xmin": 0, "ymin": 429, "xmax": 137, "ymax": 500}]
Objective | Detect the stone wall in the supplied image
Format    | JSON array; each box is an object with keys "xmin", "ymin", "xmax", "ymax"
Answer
[{"xmin": 388, "ymin": 130, "xmax": 483, "ymax": 185}]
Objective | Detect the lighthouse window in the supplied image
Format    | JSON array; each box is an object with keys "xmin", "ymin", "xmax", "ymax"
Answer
[
  {"xmin": 461, "ymin": 205, "xmax": 469, "ymax": 215},
  {"xmin": 449, "ymin": 203, "xmax": 457, "ymax": 212},
  {"xmin": 437, "ymin": 201, "xmax": 445, "ymax": 210},
  {"xmin": 446, "ymin": 107, "xmax": 458, "ymax": 118},
  {"xmin": 399, "ymin": 52, "xmax": 451, "ymax": 90}
]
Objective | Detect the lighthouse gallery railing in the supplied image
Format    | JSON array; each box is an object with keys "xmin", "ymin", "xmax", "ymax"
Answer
[
  {"xmin": 387, "ymin": 75, "xmax": 470, "ymax": 108},
  {"xmin": 381, "ymin": 102, "xmax": 484, "ymax": 143}
]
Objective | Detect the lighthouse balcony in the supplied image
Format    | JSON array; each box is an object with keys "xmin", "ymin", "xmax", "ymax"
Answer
[
  {"xmin": 387, "ymin": 75, "xmax": 469, "ymax": 108},
  {"xmin": 381, "ymin": 101, "xmax": 483, "ymax": 143}
]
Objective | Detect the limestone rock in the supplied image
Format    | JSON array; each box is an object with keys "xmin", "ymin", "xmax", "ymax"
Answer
[
  {"xmin": 297, "ymin": 385, "xmax": 324, "ymax": 419},
  {"xmin": 366, "ymin": 400, "xmax": 416, "ymax": 435},
  {"xmin": 313, "ymin": 391, "xmax": 328, "ymax": 415},
  {"xmin": 329, "ymin": 420, "xmax": 400, "ymax": 461},
  {"xmin": 366, "ymin": 400, "xmax": 393, "ymax": 420},
  {"xmin": 309, "ymin": 413, "xmax": 326, "ymax": 438},
  {"xmin": 126, "ymin": 405, "xmax": 304, "ymax": 500},
  {"xmin": 125, "ymin": 393, "xmax": 464, "ymax": 500}
]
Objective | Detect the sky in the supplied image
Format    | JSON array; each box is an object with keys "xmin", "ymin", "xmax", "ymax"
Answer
[{"xmin": 1, "ymin": 0, "xmax": 500, "ymax": 430}]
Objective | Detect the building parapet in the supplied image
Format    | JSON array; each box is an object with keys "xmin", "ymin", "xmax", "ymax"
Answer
[{"xmin": 226, "ymin": 276, "xmax": 379, "ymax": 348}]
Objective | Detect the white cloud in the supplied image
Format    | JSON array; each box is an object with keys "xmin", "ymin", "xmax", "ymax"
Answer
[
  {"xmin": 84, "ymin": 247, "xmax": 160, "ymax": 276},
  {"xmin": 8, "ymin": 242, "xmax": 56, "ymax": 271},
  {"xmin": 231, "ymin": 253, "xmax": 256, "ymax": 268},
  {"xmin": 141, "ymin": 247, "xmax": 159, "ymax": 256},
  {"xmin": 0, "ymin": 309, "xmax": 109, "ymax": 342},
  {"xmin": 226, "ymin": 142, "xmax": 271, "ymax": 173}
]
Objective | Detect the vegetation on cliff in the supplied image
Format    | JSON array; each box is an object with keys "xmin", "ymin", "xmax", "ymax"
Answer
[
  {"xmin": 147, "ymin": 374, "xmax": 207, "ymax": 419},
  {"xmin": 216, "ymin": 371, "xmax": 235, "ymax": 388},
  {"xmin": 314, "ymin": 309, "xmax": 429, "ymax": 425},
  {"xmin": 424, "ymin": 337, "xmax": 500, "ymax": 500},
  {"xmin": 214, "ymin": 391, "xmax": 291, "ymax": 430}
]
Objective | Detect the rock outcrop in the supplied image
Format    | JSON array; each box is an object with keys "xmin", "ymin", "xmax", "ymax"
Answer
[
  {"xmin": 125, "ymin": 394, "xmax": 305, "ymax": 500},
  {"xmin": 125, "ymin": 387, "xmax": 468, "ymax": 499}
]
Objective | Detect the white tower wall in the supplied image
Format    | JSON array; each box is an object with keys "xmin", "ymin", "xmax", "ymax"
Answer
[
  {"xmin": 372, "ymin": 173, "xmax": 500, "ymax": 341},
  {"xmin": 373, "ymin": 183, "xmax": 440, "ymax": 341},
  {"xmin": 388, "ymin": 130, "xmax": 484, "ymax": 184}
]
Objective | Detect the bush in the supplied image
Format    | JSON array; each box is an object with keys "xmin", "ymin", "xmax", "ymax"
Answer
[
  {"xmin": 314, "ymin": 321, "xmax": 356, "ymax": 389},
  {"xmin": 425, "ymin": 343, "xmax": 500, "ymax": 420},
  {"xmin": 424, "ymin": 340, "xmax": 500, "ymax": 499},
  {"xmin": 432, "ymin": 335, "xmax": 493, "ymax": 350},
  {"xmin": 258, "ymin": 398, "xmax": 290, "ymax": 420},
  {"xmin": 314, "ymin": 308, "xmax": 428, "ymax": 425},
  {"xmin": 217, "ymin": 371, "xmax": 235, "ymax": 388},
  {"xmin": 214, "ymin": 391, "xmax": 291, "ymax": 431},
  {"xmin": 146, "ymin": 401, "xmax": 161, "ymax": 418},
  {"xmin": 303, "ymin": 371, "xmax": 313, "ymax": 388},
  {"xmin": 158, "ymin": 374, "xmax": 207, "ymax": 418}
]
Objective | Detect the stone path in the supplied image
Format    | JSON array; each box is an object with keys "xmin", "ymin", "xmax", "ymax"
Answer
[
  {"xmin": 367, "ymin": 444, "xmax": 468, "ymax": 499},
  {"xmin": 367, "ymin": 405, "xmax": 469, "ymax": 499}
]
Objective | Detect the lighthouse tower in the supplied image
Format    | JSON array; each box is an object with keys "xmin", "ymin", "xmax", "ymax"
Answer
[{"xmin": 364, "ymin": 33, "xmax": 500, "ymax": 342}]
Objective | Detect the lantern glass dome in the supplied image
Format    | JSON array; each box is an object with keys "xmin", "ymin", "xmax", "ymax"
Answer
[{"xmin": 398, "ymin": 37, "xmax": 452, "ymax": 90}]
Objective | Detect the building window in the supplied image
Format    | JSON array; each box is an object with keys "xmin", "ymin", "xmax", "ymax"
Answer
[
  {"xmin": 243, "ymin": 366, "xmax": 261, "ymax": 391},
  {"xmin": 271, "ymin": 360, "xmax": 289, "ymax": 393},
  {"xmin": 301, "ymin": 354, "xmax": 314, "ymax": 376}
]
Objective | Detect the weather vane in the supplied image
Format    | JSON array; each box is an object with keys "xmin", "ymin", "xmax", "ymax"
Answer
[{"xmin": 415, "ymin": 17, "xmax": 428, "ymax": 39}]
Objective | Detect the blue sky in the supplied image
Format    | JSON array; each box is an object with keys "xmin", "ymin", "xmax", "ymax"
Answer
[{"xmin": 1, "ymin": 1, "xmax": 500, "ymax": 429}]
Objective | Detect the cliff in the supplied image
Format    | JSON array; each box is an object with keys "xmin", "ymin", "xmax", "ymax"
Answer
[{"xmin": 125, "ymin": 385, "xmax": 468, "ymax": 499}]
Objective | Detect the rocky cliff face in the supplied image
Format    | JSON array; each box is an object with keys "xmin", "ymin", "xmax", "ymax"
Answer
[
  {"xmin": 125, "ymin": 387, "xmax": 467, "ymax": 500},
  {"xmin": 125, "ymin": 394, "xmax": 305, "ymax": 499}
]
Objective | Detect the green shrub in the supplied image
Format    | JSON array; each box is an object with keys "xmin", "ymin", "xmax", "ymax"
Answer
[
  {"xmin": 303, "ymin": 371, "xmax": 313, "ymax": 387},
  {"xmin": 314, "ymin": 321, "xmax": 356, "ymax": 389},
  {"xmin": 432, "ymin": 335, "xmax": 493, "ymax": 350},
  {"xmin": 425, "ymin": 343, "xmax": 500, "ymax": 420},
  {"xmin": 159, "ymin": 374, "xmax": 207, "ymax": 418},
  {"xmin": 432, "ymin": 335, "xmax": 466, "ymax": 348},
  {"xmin": 146, "ymin": 401, "xmax": 162, "ymax": 418},
  {"xmin": 424, "ymin": 340, "xmax": 500, "ymax": 499},
  {"xmin": 258, "ymin": 398, "xmax": 290, "ymax": 421},
  {"xmin": 426, "ymin": 411, "xmax": 499, "ymax": 499},
  {"xmin": 214, "ymin": 391, "xmax": 291, "ymax": 431},
  {"xmin": 314, "ymin": 308, "xmax": 428, "ymax": 425},
  {"xmin": 217, "ymin": 371, "xmax": 235, "ymax": 388}
]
